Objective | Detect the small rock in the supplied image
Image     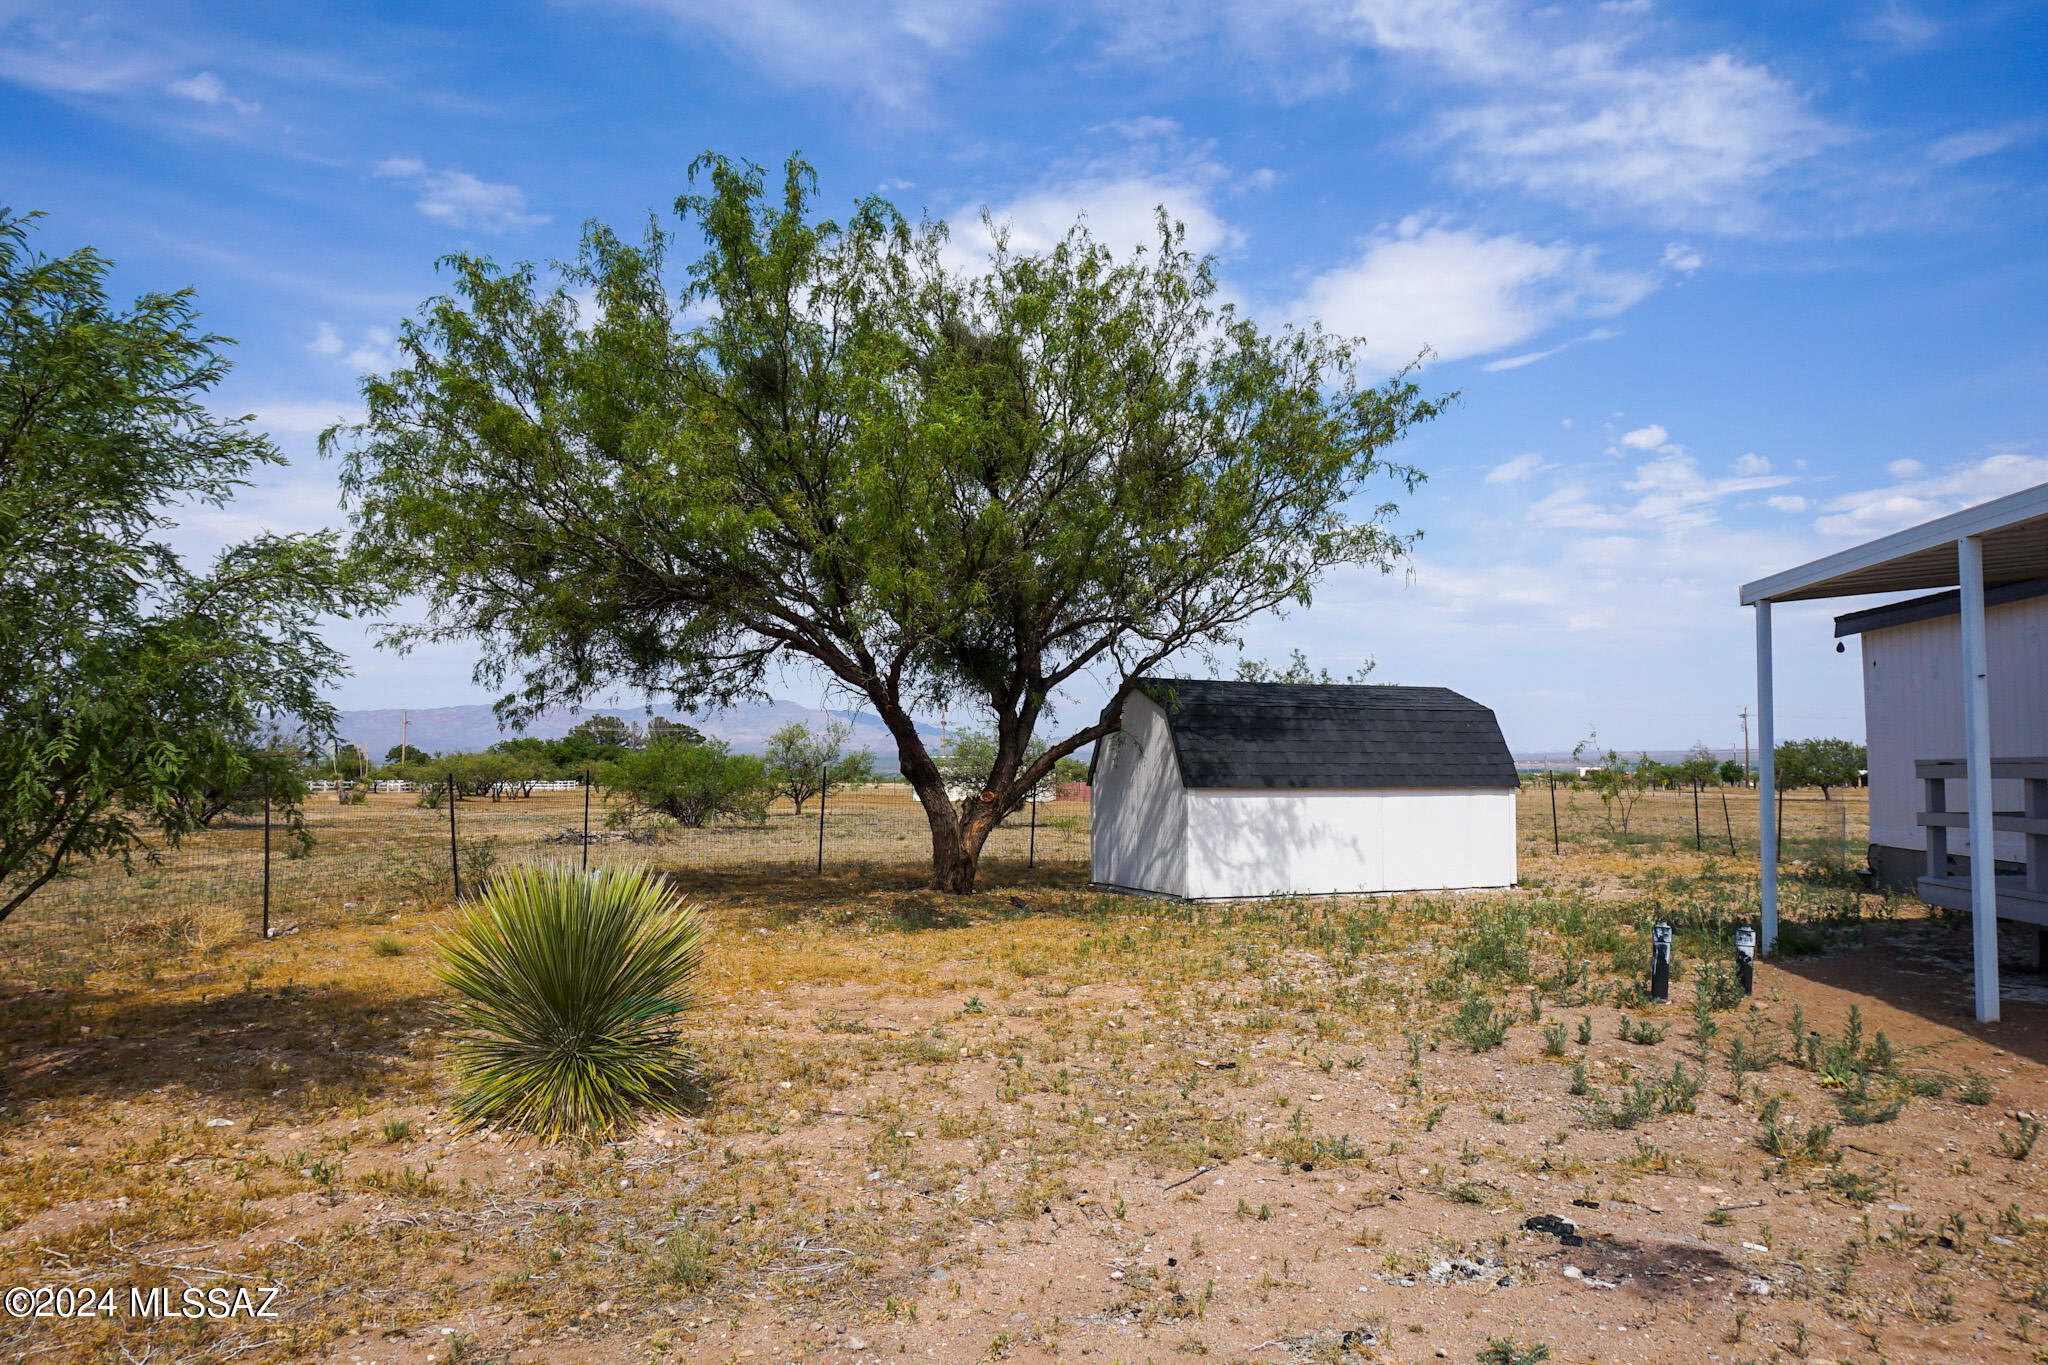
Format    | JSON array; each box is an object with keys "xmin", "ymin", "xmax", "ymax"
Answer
[
  {"xmin": 205, "ymin": 1118, "xmax": 234, "ymax": 1128},
  {"xmin": 1746, "ymin": 1278, "xmax": 1772, "ymax": 1295},
  {"xmin": 845, "ymin": 1339, "xmax": 868, "ymax": 1353}
]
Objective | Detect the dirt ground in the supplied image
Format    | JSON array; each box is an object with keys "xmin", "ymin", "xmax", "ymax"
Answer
[{"xmin": 4, "ymin": 791, "xmax": 2046, "ymax": 1365}]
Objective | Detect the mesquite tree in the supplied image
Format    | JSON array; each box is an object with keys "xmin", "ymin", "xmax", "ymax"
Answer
[
  {"xmin": 332, "ymin": 155, "xmax": 1443, "ymax": 891},
  {"xmin": 0, "ymin": 210, "xmax": 378, "ymax": 921}
]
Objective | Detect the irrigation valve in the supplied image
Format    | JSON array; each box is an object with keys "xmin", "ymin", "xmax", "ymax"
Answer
[
  {"xmin": 1735, "ymin": 924, "xmax": 1756, "ymax": 995},
  {"xmin": 1650, "ymin": 921, "xmax": 1673, "ymax": 1002}
]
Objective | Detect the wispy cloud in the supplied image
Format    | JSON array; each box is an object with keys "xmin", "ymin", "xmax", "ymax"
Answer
[
  {"xmin": 373, "ymin": 157, "xmax": 548, "ymax": 233},
  {"xmin": 1812, "ymin": 450, "xmax": 2048, "ymax": 539},
  {"xmin": 594, "ymin": 0, "xmax": 1005, "ymax": 110},
  {"xmin": 167, "ymin": 70, "xmax": 258, "ymax": 115},
  {"xmin": 1290, "ymin": 218, "xmax": 1653, "ymax": 371},
  {"xmin": 1484, "ymin": 452, "xmax": 1549, "ymax": 484}
]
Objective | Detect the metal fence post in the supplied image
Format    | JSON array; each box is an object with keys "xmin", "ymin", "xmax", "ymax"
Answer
[
  {"xmin": 262, "ymin": 777, "xmax": 272, "ymax": 942},
  {"xmin": 582, "ymin": 767, "xmax": 592, "ymax": 873},
  {"xmin": 1548, "ymin": 771, "xmax": 1559, "ymax": 853},
  {"xmin": 816, "ymin": 764, "xmax": 827, "ymax": 874},
  {"xmin": 1029, "ymin": 786, "xmax": 1038, "ymax": 869},
  {"xmin": 1692, "ymin": 780, "xmax": 1702, "ymax": 852},
  {"xmin": 448, "ymin": 770, "xmax": 462, "ymax": 901}
]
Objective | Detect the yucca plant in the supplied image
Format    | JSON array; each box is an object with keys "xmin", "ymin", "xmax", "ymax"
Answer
[{"xmin": 435, "ymin": 864, "xmax": 707, "ymax": 1140}]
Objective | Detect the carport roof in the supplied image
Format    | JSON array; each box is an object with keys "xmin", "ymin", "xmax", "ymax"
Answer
[
  {"xmin": 1739, "ymin": 481, "xmax": 2048, "ymax": 604},
  {"xmin": 1130, "ymin": 677, "xmax": 1518, "ymax": 791}
]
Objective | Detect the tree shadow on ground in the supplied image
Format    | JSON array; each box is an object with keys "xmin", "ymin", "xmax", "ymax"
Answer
[
  {"xmin": 0, "ymin": 980, "xmax": 431, "ymax": 1111},
  {"xmin": 655, "ymin": 861, "xmax": 1099, "ymax": 931}
]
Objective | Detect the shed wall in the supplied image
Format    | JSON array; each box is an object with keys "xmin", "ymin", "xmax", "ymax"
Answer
[
  {"xmin": 1180, "ymin": 788, "xmax": 1516, "ymax": 900},
  {"xmin": 1088, "ymin": 692, "xmax": 1187, "ymax": 897},
  {"xmin": 1861, "ymin": 594, "xmax": 2048, "ymax": 862}
]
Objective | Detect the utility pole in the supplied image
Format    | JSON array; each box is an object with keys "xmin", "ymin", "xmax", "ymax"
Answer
[
  {"xmin": 1739, "ymin": 707, "xmax": 1751, "ymax": 785},
  {"xmin": 401, "ymin": 709, "xmax": 408, "ymax": 766}
]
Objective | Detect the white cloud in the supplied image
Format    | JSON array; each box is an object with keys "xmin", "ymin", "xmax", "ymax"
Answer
[
  {"xmin": 948, "ymin": 176, "xmax": 1240, "ymax": 271},
  {"xmin": 374, "ymin": 157, "xmax": 548, "ymax": 233},
  {"xmin": 1858, "ymin": 2, "xmax": 1939, "ymax": 50},
  {"xmin": 1291, "ymin": 221, "xmax": 1653, "ymax": 370},
  {"xmin": 1813, "ymin": 452, "xmax": 2048, "ymax": 539},
  {"xmin": 1213, "ymin": 0, "xmax": 1841, "ymax": 231},
  {"xmin": 595, "ymin": 0, "xmax": 1002, "ymax": 109},
  {"xmin": 1484, "ymin": 453, "xmax": 1547, "ymax": 484},
  {"xmin": 308, "ymin": 323, "xmax": 397, "ymax": 371},
  {"xmin": 1885, "ymin": 458, "xmax": 1923, "ymax": 478},
  {"xmin": 1732, "ymin": 452, "xmax": 1770, "ymax": 475},
  {"xmin": 167, "ymin": 71, "xmax": 257, "ymax": 114},
  {"xmin": 1661, "ymin": 242, "xmax": 1702, "ymax": 272},
  {"xmin": 1928, "ymin": 123, "xmax": 2039, "ymax": 166},
  {"xmin": 1765, "ymin": 494, "xmax": 1807, "ymax": 513},
  {"xmin": 1619, "ymin": 424, "xmax": 1668, "ymax": 450},
  {"xmin": 345, "ymin": 327, "xmax": 398, "ymax": 371}
]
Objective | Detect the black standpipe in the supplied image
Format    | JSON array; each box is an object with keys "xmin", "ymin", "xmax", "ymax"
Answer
[
  {"xmin": 1735, "ymin": 924, "xmax": 1756, "ymax": 996},
  {"xmin": 1650, "ymin": 921, "xmax": 1672, "ymax": 1002}
]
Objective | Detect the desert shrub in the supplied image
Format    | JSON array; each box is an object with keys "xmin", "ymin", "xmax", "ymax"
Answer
[
  {"xmin": 603, "ymin": 739, "xmax": 769, "ymax": 830},
  {"xmin": 436, "ymin": 864, "xmax": 708, "ymax": 1139},
  {"xmin": 1447, "ymin": 995, "xmax": 1512, "ymax": 1052}
]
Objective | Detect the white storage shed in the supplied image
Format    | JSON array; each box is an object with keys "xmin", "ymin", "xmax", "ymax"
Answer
[{"xmin": 1089, "ymin": 678, "xmax": 1519, "ymax": 901}]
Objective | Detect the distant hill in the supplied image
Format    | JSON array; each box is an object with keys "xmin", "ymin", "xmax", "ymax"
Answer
[{"xmin": 337, "ymin": 700, "xmax": 937, "ymax": 762}]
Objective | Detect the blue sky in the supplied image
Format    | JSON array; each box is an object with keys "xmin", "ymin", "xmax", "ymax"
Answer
[{"xmin": 5, "ymin": 0, "xmax": 2045, "ymax": 755}]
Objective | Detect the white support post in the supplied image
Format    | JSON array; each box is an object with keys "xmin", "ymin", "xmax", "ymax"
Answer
[
  {"xmin": 1959, "ymin": 534, "xmax": 1999, "ymax": 1023},
  {"xmin": 1756, "ymin": 600, "xmax": 1777, "ymax": 954}
]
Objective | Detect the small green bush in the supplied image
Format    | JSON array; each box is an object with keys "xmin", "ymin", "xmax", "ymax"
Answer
[{"xmin": 436, "ymin": 863, "xmax": 708, "ymax": 1139}]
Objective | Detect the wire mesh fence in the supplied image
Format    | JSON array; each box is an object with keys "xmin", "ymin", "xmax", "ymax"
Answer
[
  {"xmin": 2, "ymin": 778, "xmax": 1867, "ymax": 976},
  {"xmin": 11, "ymin": 782, "xmax": 1095, "ymax": 942}
]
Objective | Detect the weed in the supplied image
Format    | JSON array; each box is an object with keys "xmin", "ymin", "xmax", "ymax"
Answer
[
  {"xmin": 1618, "ymin": 1017, "xmax": 1669, "ymax": 1046},
  {"xmin": 1477, "ymin": 1337, "xmax": 1550, "ymax": 1365},
  {"xmin": 1448, "ymin": 995, "xmax": 1512, "ymax": 1052},
  {"xmin": 2000, "ymin": 1117, "xmax": 2041, "ymax": 1162},
  {"xmin": 1541, "ymin": 1021, "xmax": 1568, "ymax": 1056}
]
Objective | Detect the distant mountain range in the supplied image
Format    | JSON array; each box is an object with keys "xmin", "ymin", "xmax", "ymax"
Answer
[{"xmin": 337, "ymin": 700, "xmax": 937, "ymax": 762}]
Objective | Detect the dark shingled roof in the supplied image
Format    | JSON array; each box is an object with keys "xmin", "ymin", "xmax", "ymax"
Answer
[{"xmin": 1129, "ymin": 677, "xmax": 1517, "ymax": 791}]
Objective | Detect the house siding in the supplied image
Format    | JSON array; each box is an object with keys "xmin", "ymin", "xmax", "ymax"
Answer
[{"xmin": 1861, "ymin": 593, "xmax": 2048, "ymax": 865}]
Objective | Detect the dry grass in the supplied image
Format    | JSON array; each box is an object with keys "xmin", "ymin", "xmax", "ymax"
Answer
[{"xmin": 6, "ymin": 789, "xmax": 2044, "ymax": 1365}]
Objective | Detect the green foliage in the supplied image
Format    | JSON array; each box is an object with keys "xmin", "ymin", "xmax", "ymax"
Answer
[
  {"xmin": 1448, "ymin": 909, "xmax": 1533, "ymax": 983},
  {"xmin": 1540, "ymin": 1021, "xmax": 1568, "ymax": 1056},
  {"xmin": 0, "ymin": 210, "xmax": 379, "ymax": 922},
  {"xmin": 1618, "ymin": 1017, "xmax": 1669, "ymax": 1045},
  {"xmin": 604, "ymin": 740, "xmax": 768, "ymax": 830},
  {"xmin": 435, "ymin": 864, "xmax": 708, "ymax": 1139},
  {"xmin": 1773, "ymin": 737, "xmax": 1867, "ymax": 798},
  {"xmin": 330, "ymin": 153, "xmax": 1443, "ymax": 892},
  {"xmin": 764, "ymin": 718, "xmax": 874, "ymax": 814},
  {"xmin": 1448, "ymin": 995, "xmax": 1512, "ymax": 1052},
  {"xmin": 1232, "ymin": 648, "xmax": 1375, "ymax": 684},
  {"xmin": 1718, "ymin": 758, "xmax": 1745, "ymax": 785},
  {"xmin": 1478, "ymin": 1336, "xmax": 1550, "ymax": 1365},
  {"xmin": 1958, "ymin": 1068, "xmax": 1994, "ymax": 1105},
  {"xmin": 2001, "ymin": 1117, "xmax": 2041, "ymax": 1161}
]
